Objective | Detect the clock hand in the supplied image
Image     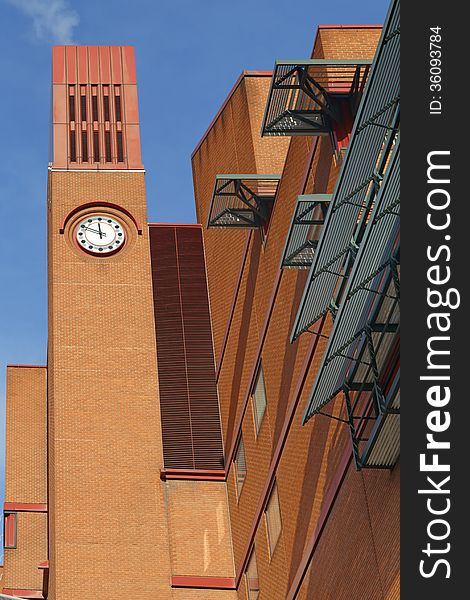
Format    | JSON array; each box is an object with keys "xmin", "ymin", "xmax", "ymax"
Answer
[
  {"xmin": 97, "ymin": 222, "xmax": 103, "ymax": 239},
  {"xmin": 83, "ymin": 226, "xmax": 106, "ymax": 237}
]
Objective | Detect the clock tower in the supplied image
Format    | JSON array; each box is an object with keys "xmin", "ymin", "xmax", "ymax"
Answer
[{"xmin": 48, "ymin": 46, "xmax": 172, "ymax": 598}]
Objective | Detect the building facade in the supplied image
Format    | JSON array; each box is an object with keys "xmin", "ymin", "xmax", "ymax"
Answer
[{"xmin": 3, "ymin": 1, "xmax": 400, "ymax": 598}]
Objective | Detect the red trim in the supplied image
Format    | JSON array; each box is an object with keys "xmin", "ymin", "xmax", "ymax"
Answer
[
  {"xmin": 171, "ymin": 576, "xmax": 236, "ymax": 590},
  {"xmin": 191, "ymin": 71, "xmax": 272, "ymax": 159},
  {"xmin": 148, "ymin": 223, "xmax": 202, "ymax": 228},
  {"xmin": 59, "ymin": 202, "xmax": 142, "ymax": 234},
  {"xmin": 6, "ymin": 365, "xmax": 46, "ymax": 369},
  {"xmin": 4, "ymin": 512, "xmax": 17, "ymax": 548},
  {"xmin": 285, "ymin": 447, "xmax": 353, "ymax": 600},
  {"xmin": 42, "ymin": 571, "xmax": 49, "ymax": 600},
  {"xmin": 2, "ymin": 591, "xmax": 44, "ymax": 599},
  {"xmin": 160, "ymin": 469, "xmax": 225, "ymax": 482},
  {"xmin": 38, "ymin": 561, "xmax": 49, "ymax": 599},
  {"xmin": 216, "ymin": 231, "xmax": 253, "ymax": 381},
  {"xmin": 317, "ymin": 24, "xmax": 382, "ymax": 29},
  {"xmin": 4, "ymin": 503, "xmax": 47, "ymax": 512}
]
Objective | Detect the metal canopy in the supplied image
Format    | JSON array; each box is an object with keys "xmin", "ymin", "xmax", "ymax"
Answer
[
  {"xmin": 361, "ymin": 379, "xmax": 400, "ymax": 469},
  {"xmin": 261, "ymin": 59, "xmax": 371, "ymax": 137},
  {"xmin": 207, "ymin": 174, "xmax": 281, "ymax": 229},
  {"xmin": 281, "ymin": 194, "xmax": 331, "ymax": 268},
  {"xmin": 301, "ymin": 138, "xmax": 400, "ymax": 470},
  {"xmin": 291, "ymin": 0, "xmax": 400, "ymax": 341},
  {"xmin": 303, "ymin": 138, "xmax": 399, "ymax": 418}
]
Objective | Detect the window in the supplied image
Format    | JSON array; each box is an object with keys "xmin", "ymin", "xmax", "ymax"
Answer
[
  {"xmin": 69, "ymin": 130, "xmax": 77, "ymax": 162},
  {"xmin": 245, "ymin": 548, "xmax": 260, "ymax": 599},
  {"xmin": 103, "ymin": 88, "xmax": 110, "ymax": 122},
  {"xmin": 114, "ymin": 87, "xmax": 122, "ymax": 122},
  {"xmin": 117, "ymin": 131, "xmax": 124, "ymax": 163},
  {"xmin": 252, "ymin": 362, "xmax": 267, "ymax": 435},
  {"xmin": 80, "ymin": 87, "xmax": 87, "ymax": 122},
  {"xmin": 4, "ymin": 512, "xmax": 17, "ymax": 548},
  {"xmin": 265, "ymin": 481, "xmax": 282, "ymax": 557},
  {"xmin": 93, "ymin": 132, "xmax": 100, "ymax": 163},
  {"xmin": 105, "ymin": 131, "xmax": 112, "ymax": 162},
  {"xmin": 92, "ymin": 89, "xmax": 99, "ymax": 122},
  {"xmin": 81, "ymin": 131, "xmax": 88, "ymax": 162},
  {"xmin": 234, "ymin": 435, "xmax": 247, "ymax": 497},
  {"xmin": 68, "ymin": 86, "xmax": 75, "ymax": 122}
]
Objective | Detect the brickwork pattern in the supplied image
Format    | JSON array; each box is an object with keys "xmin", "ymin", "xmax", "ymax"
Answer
[
  {"xmin": 191, "ymin": 75, "xmax": 289, "ymax": 366},
  {"xmin": 173, "ymin": 590, "xmax": 238, "ymax": 600},
  {"xmin": 166, "ymin": 480, "xmax": 235, "ymax": 578},
  {"xmin": 47, "ymin": 171, "xmax": 172, "ymax": 599},
  {"xmin": 4, "ymin": 367, "xmax": 47, "ymax": 504},
  {"xmin": 193, "ymin": 26, "xmax": 397, "ymax": 600},
  {"xmin": 3, "ymin": 366, "xmax": 47, "ymax": 592},
  {"xmin": 3, "ymin": 512, "xmax": 48, "ymax": 591},
  {"xmin": 295, "ymin": 465, "xmax": 400, "ymax": 600}
]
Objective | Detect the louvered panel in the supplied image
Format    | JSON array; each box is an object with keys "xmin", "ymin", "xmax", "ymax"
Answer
[
  {"xmin": 150, "ymin": 226, "xmax": 194, "ymax": 469},
  {"xmin": 150, "ymin": 225, "xmax": 224, "ymax": 470},
  {"xmin": 177, "ymin": 228, "xmax": 224, "ymax": 470}
]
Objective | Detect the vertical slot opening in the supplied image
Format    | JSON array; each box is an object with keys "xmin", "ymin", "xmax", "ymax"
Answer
[
  {"xmin": 81, "ymin": 131, "xmax": 88, "ymax": 162},
  {"xmin": 69, "ymin": 130, "xmax": 76, "ymax": 162},
  {"xmin": 93, "ymin": 132, "xmax": 100, "ymax": 163},
  {"xmin": 114, "ymin": 89, "xmax": 122, "ymax": 122},
  {"xmin": 105, "ymin": 131, "xmax": 112, "ymax": 162},
  {"xmin": 68, "ymin": 87, "xmax": 75, "ymax": 122},
  {"xmin": 117, "ymin": 131, "xmax": 124, "ymax": 162},
  {"xmin": 103, "ymin": 87, "xmax": 110, "ymax": 122},
  {"xmin": 92, "ymin": 87, "xmax": 98, "ymax": 122},
  {"xmin": 80, "ymin": 87, "xmax": 87, "ymax": 122}
]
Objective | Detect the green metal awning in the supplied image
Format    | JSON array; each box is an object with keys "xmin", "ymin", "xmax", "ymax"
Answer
[
  {"xmin": 301, "ymin": 135, "xmax": 400, "ymax": 470},
  {"xmin": 207, "ymin": 174, "xmax": 281, "ymax": 229},
  {"xmin": 261, "ymin": 60, "xmax": 371, "ymax": 137},
  {"xmin": 291, "ymin": 0, "xmax": 400, "ymax": 341},
  {"xmin": 281, "ymin": 195, "xmax": 331, "ymax": 268}
]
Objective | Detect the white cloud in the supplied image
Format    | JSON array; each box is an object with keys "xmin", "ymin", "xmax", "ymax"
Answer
[{"xmin": 7, "ymin": 0, "xmax": 80, "ymax": 44}]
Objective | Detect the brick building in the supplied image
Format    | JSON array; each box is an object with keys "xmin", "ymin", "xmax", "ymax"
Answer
[{"xmin": 2, "ymin": 0, "xmax": 400, "ymax": 598}]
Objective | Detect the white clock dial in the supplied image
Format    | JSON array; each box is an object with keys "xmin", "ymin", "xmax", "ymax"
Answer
[{"xmin": 76, "ymin": 215, "xmax": 125, "ymax": 255}]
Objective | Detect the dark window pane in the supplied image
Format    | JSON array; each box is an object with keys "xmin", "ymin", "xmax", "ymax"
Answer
[
  {"xmin": 93, "ymin": 132, "xmax": 99, "ymax": 162},
  {"xmin": 105, "ymin": 131, "xmax": 112, "ymax": 162},
  {"xmin": 81, "ymin": 131, "xmax": 88, "ymax": 162}
]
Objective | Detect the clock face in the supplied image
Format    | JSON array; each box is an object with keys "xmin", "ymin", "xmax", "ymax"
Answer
[{"xmin": 75, "ymin": 215, "xmax": 125, "ymax": 255}]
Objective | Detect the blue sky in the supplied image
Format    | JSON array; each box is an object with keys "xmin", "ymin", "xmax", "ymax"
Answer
[{"xmin": 0, "ymin": 0, "xmax": 388, "ymax": 558}]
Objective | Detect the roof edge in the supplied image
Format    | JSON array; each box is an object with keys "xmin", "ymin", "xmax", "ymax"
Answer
[
  {"xmin": 6, "ymin": 364, "xmax": 47, "ymax": 369},
  {"xmin": 191, "ymin": 70, "xmax": 272, "ymax": 159},
  {"xmin": 311, "ymin": 23, "xmax": 383, "ymax": 62},
  {"xmin": 317, "ymin": 24, "xmax": 382, "ymax": 29},
  {"xmin": 148, "ymin": 222, "xmax": 202, "ymax": 228}
]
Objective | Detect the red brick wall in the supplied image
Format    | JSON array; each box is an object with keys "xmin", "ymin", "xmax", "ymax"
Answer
[
  {"xmin": 192, "ymin": 74, "xmax": 289, "ymax": 371},
  {"xmin": 3, "ymin": 366, "xmax": 47, "ymax": 592},
  {"xmin": 47, "ymin": 171, "xmax": 172, "ymax": 599},
  {"xmin": 194, "ymin": 25, "xmax": 397, "ymax": 600}
]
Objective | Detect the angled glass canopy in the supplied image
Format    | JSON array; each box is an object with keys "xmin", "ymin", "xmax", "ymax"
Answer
[
  {"xmin": 207, "ymin": 174, "xmax": 281, "ymax": 229},
  {"xmin": 281, "ymin": 195, "xmax": 331, "ymax": 268},
  {"xmin": 261, "ymin": 60, "xmax": 371, "ymax": 137},
  {"xmin": 291, "ymin": 0, "xmax": 400, "ymax": 341}
]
